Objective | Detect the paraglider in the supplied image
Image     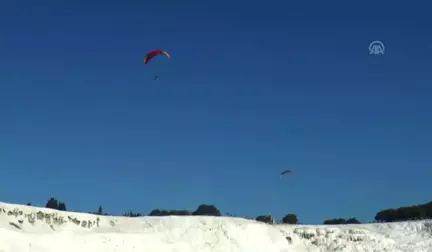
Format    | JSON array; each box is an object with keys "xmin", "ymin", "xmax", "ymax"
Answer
[
  {"xmin": 144, "ymin": 49, "xmax": 171, "ymax": 65},
  {"xmin": 144, "ymin": 49, "xmax": 171, "ymax": 80},
  {"xmin": 280, "ymin": 169, "xmax": 294, "ymax": 178}
]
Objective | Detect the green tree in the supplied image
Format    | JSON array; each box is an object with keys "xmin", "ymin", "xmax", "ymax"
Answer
[
  {"xmin": 192, "ymin": 204, "xmax": 221, "ymax": 216},
  {"xmin": 374, "ymin": 201, "xmax": 432, "ymax": 223},
  {"xmin": 282, "ymin": 214, "xmax": 298, "ymax": 224},
  {"xmin": 149, "ymin": 209, "xmax": 170, "ymax": 216},
  {"xmin": 425, "ymin": 201, "xmax": 432, "ymax": 218},
  {"xmin": 97, "ymin": 206, "xmax": 103, "ymax": 215},
  {"xmin": 346, "ymin": 218, "xmax": 361, "ymax": 224},
  {"xmin": 45, "ymin": 197, "xmax": 59, "ymax": 210},
  {"xmin": 170, "ymin": 210, "xmax": 191, "ymax": 215},
  {"xmin": 323, "ymin": 218, "xmax": 346, "ymax": 225},
  {"xmin": 123, "ymin": 211, "xmax": 142, "ymax": 217},
  {"xmin": 58, "ymin": 202, "xmax": 67, "ymax": 211},
  {"xmin": 256, "ymin": 215, "xmax": 276, "ymax": 224}
]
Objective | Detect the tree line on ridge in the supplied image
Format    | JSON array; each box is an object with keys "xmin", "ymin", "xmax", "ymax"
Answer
[{"xmin": 25, "ymin": 198, "xmax": 432, "ymax": 225}]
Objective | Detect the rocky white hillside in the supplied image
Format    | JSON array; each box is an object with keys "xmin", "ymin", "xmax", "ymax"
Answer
[{"xmin": 0, "ymin": 201, "xmax": 431, "ymax": 252}]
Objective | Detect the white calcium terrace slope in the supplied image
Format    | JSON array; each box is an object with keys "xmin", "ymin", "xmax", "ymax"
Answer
[{"xmin": 0, "ymin": 202, "xmax": 431, "ymax": 252}]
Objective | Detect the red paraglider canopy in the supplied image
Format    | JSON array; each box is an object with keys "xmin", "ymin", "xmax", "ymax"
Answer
[{"xmin": 144, "ymin": 49, "xmax": 171, "ymax": 65}]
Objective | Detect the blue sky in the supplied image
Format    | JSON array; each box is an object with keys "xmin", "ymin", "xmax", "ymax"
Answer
[{"xmin": 1, "ymin": 0, "xmax": 431, "ymax": 224}]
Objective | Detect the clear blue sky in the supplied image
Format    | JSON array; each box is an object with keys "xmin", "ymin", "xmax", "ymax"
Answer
[{"xmin": 1, "ymin": 0, "xmax": 431, "ymax": 224}]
